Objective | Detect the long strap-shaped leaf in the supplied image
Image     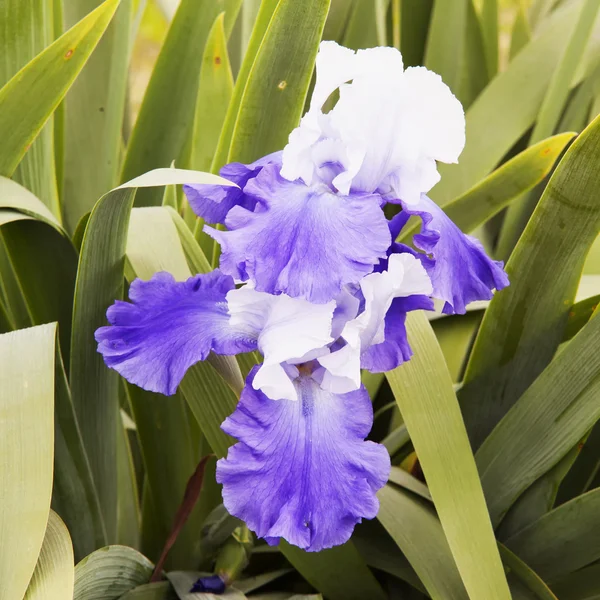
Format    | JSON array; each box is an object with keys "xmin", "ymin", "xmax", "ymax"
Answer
[
  {"xmin": 70, "ymin": 168, "xmax": 233, "ymax": 542},
  {"xmin": 0, "ymin": 0, "xmax": 59, "ymax": 215},
  {"xmin": 61, "ymin": 0, "xmax": 133, "ymax": 233},
  {"xmin": 24, "ymin": 511, "xmax": 75, "ymax": 600},
  {"xmin": 476, "ymin": 308, "xmax": 600, "ymax": 526},
  {"xmin": 386, "ymin": 312, "xmax": 511, "ymax": 600},
  {"xmin": 462, "ymin": 113, "xmax": 600, "ymax": 449},
  {"xmin": 377, "ymin": 484, "xmax": 468, "ymax": 599},
  {"xmin": 121, "ymin": 0, "xmax": 233, "ymax": 207},
  {"xmin": 0, "ymin": 323, "xmax": 56, "ymax": 600},
  {"xmin": 0, "ymin": 0, "xmax": 121, "ymax": 177},
  {"xmin": 497, "ymin": 0, "xmax": 600, "ymax": 258},
  {"xmin": 398, "ymin": 133, "xmax": 574, "ymax": 243},
  {"xmin": 432, "ymin": 0, "xmax": 600, "ymax": 204},
  {"xmin": 505, "ymin": 488, "xmax": 600, "ymax": 583}
]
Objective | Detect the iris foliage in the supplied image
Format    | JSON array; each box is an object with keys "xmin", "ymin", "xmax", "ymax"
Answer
[{"xmin": 1, "ymin": 0, "xmax": 600, "ymax": 599}]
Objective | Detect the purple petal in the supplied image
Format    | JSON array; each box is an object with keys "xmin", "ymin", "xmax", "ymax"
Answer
[
  {"xmin": 401, "ymin": 195, "xmax": 509, "ymax": 314},
  {"xmin": 183, "ymin": 151, "xmax": 282, "ymax": 224},
  {"xmin": 208, "ymin": 165, "xmax": 391, "ymax": 303},
  {"xmin": 95, "ymin": 270, "xmax": 256, "ymax": 395},
  {"xmin": 216, "ymin": 368, "xmax": 390, "ymax": 552},
  {"xmin": 361, "ymin": 295, "xmax": 433, "ymax": 372}
]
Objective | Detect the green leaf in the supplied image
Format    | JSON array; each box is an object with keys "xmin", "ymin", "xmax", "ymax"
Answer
[
  {"xmin": 70, "ymin": 169, "xmax": 231, "ymax": 541},
  {"xmin": 120, "ymin": 582, "xmax": 177, "ymax": 600},
  {"xmin": 52, "ymin": 347, "xmax": 107, "ymax": 561},
  {"xmin": 550, "ymin": 562, "xmax": 600, "ymax": 600},
  {"xmin": 0, "ymin": 323, "xmax": 56, "ymax": 600},
  {"xmin": 424, "ymin": 0, "xmax": 487, "ymax": 107},
  {"xmin": 116, "ymin": 409, "xmax": 141, "ymax": 548},
  {"xmin": 432, "ymin": 0, "xmax": 600, "ymax": 204},
  {"xmin": 475, "ymin": 308, "xmax": 600, "ymax": 527},
  {"xmin": 557, "ymin": 421, "xmax": 600, "ymax": 504},
  {"xmin": 498, "ymin": 544, "xmax": 558, "ymax": 600},
  {"xmin": 24, "ymin": 511, "xmax": 75, "ymax": 600},
  {"xmin": 125, "ymin": 208, "xmax": 221, "ymax": 569},
  {"xmin": 0, "ymin": 176, "xmax": 77, "ymax": 358},
  {"xmin": 225, "ymin": 0, "xmax": 331, "ymax": 164},
  {"xmin": 400, "ymin": 0, "xmax": 433, "ymax": 68},
  {"xmin": 509, "ymin": 4, "xmax": 531, "ymax": 61},
  {"xmin": 121, "ymin": 0, "xmax": 232, "ymax": 207},
  {"xmin": 506, "ymin": 489, "xmax": 600, "ymax": 583},
  {"xmin": 559, "ymin": 61, "xmax": 600, "ymax": 133},
  {"xmin": 479, "ymin": 0, "xmax": 498, "ymax": 78},
  {"xmin": 342, "ymin": 0, "xmax": 380, "ymax": 50},
  {"xmin": 461, "ymin": 114, "xmax": 600, "ymax": 449},
  {"xmin": 496, "ymin": 445, "xmax": 581, "ymax": 541},
  {"xmin": 70, "ymin": 186, "xmax": 136, "ymax": 542},
  {"xmin": 190, "ymin": 13, "xmax": 234, "ymax": 172},
  {"xmin": 386, "ymin": 312, "xmax": 511, "ymax": 600},
  {"xmin": 0, "ymin": 0, "xmax": 121, "ymax": 178},
  {"xmin": 498, "ymin": 0, "xmax": 600, "ymax": 258},
  {"xmin": 211, "ymin": 0, "xmax": 280, "ymax": 171},
  {"xmin": 378, "ymin": 484, "xmax": 468, "ymax": 599},
  {"xmin": 322, "ymin": 0, "xmax": 355, "ymax": 44},
  {"xmin": 61, "ymin": 0, "xmax": 133, "ymax": 233},
  {"xmin": 0, "ymin": 0, "xmax": 59, "ymax": 215},
  {"xmin": 73, "ymin": 545, "xmax": 153, "ymax": 599},
  {"xmin": 280, "ymin": 543, "xmax": 386, "ymax": 600},
  {"xmin": 399, "ymin": 133, "xmax": 574, "ymax": 242}
]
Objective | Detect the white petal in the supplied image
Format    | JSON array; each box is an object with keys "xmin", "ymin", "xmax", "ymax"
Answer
[
  {"xmin": 310, "ymin": 41, "xmax": 358, "ymax": 112},
  {"xmin": 341, "ymin": 253, "xmax": 432, "ymax": 349},
  {"xmin": 227, "ymin": 286, "xmax": 335, "ymax": 367},
  {"xmin": 387, "ymin": 252, "xmax": 434, "ymax": 297},
  {"xmin": 281, "ymin": 41, "xmax": 465, "ymax": 201},
  {"xmin": 318, "ymin": 339, "xmax": 362, "ymax": 394},
  {"xmin": 253, "ymin": 362, "xmax": 299, "ymax": 401}
]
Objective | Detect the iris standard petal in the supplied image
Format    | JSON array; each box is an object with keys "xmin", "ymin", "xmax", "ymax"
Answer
[
  {"xmin": 401, "ymin": 195, "xmax": 510, "ymax": 314},
  {"xmin": 95, "ymin": 271, "xmax": 257, "ymax": 395},
  {"xmin": 216, "ymin": 368, "xmax": 390, "ymax": 552},
  {"xmin": 183, "ymin": 151, "xmax": 281, "ymax": 224},
  {"xmin": 208, "ymin": 165, "xmax": 391, "ymax": 303},
  {"xmin": 280, "ymin": 42, "xmax": 465, "ymax": 204}
]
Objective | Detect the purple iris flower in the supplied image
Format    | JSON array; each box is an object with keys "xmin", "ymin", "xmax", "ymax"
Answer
[{"xmin": 96, "ymin": 41, "xmax": 508, "ymax": 553}]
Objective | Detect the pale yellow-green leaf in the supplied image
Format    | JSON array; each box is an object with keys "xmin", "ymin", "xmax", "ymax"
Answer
[
  {"xmin": 0, "ymin": 323, "xmax": 56, "ymax": 600},
  {"xmin": 24, "ymin": 511, "xmax": 75, "ymax": 600}
]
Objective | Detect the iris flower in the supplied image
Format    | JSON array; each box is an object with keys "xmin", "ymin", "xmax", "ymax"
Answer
[{"xmin": 96, "ymin": 42, "xmax": 508, "ymax": 553}]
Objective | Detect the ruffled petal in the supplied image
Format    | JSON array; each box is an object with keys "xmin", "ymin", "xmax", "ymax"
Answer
[
  {"xmin": 217, "ymin": 368, "xmax": 390, "ymax": 552},
  {"xmin": 401, "ymin": 195, "xmax": 509, "ymax": 314},
  {"xmin": 227, "ymin": 285, "xmax": 335, "ymax": 400},
  {"xmin": 318, "ymin": 253, "xmax": 432, "ymax": 392},
  {"xmin": 183, "ymin": 151, "xmax": 281, "ymax": 224},
  {"xmin": 208, "ymin": 165, "xmax": 391, "ymax": 303},
  {"xmin": 361, "ymin": 294, "xmax": 433, "ymax": 372},
  {"xmin": 280, "ymin": 42, "xmax": 465, "ymax": 203},
  {"xmin": 95, "ymin": 271, "xmax": 257, "ymax": 395}
]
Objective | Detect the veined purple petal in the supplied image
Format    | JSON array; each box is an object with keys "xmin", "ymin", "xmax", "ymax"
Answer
[
  {"xmin": 183, "ymin": 151, "xmax": 282, "ymax": 224},
  {"xmin": 216, "ymin": 368, "xmax": 390, "ymax": 552},
  {"xmin": 401, "ymin": 195, "xmax": 509, "ymax": 314},
  {"xmin": 95, "ymin": 271, "xmax": 257, "ymax": 396},
  {"xmin": 208, "ymin": 165, "xmax": 391, "ymax": 303},
  {"xmin": 361, "ymin": 294, "xmax": 433, "ymax": 372}
]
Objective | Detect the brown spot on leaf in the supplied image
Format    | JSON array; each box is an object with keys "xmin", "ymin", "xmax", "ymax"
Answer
[
  {"xmin": 65, "ymin": 48, "xmax": 74, "ymax": 59},
  {"xmin": 278, "ymin": 80, "xmax": 287, "ymax": 90},
  {"xmin": 214, "ymin": 56, "xmax": 221, "ymax": 65}
]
